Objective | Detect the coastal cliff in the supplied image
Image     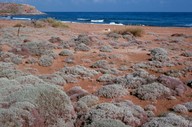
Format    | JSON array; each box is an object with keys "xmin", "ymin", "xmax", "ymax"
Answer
[{"xmin": 0, "ymin": 3, "xmax": 44, "ymax": 15}]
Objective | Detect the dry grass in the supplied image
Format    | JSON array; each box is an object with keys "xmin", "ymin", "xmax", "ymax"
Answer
[
  {"xmin": 112, "ymin": 27, "xmax": 144, "ymax": 37},
  {"xmin": 13, "ymin": 23, "xmax": 23, "ymax": 27},
  {"xmin": 32, "ymin": 20, "xmax": 45, "ymax": 28},
  {"xmin": 21, "ymin": 18, "xmax": 68, "ymax": 28},
  {"xmin": 42, "ymin": 18, "xmax": 69, "ymax": 28}
]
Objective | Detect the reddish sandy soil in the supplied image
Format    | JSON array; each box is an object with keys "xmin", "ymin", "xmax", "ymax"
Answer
[{"xmin": 1, "ymin": 20, "xmax": 192, "ymax": 117}]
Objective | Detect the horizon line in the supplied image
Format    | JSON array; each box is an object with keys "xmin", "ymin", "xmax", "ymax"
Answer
[{"xmin": 43, "ymin": 11, "xmax": 192, "ymax": 13}]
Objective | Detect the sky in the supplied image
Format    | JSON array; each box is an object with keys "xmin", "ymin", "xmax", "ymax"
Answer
[{"xmin": 1, "ymin": 0, "xmax": 192, "ymax": 12}]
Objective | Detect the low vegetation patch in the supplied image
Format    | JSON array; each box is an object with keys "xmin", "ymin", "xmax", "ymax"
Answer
[
  {"xmin": 111, "ymin": 27, "xmax": 144, "ymax": 37},
  {"xmin": 22, "ymin": 18, "xmax": 68, "ymax": 28},
  {"xmin": 42, "ymin": 18, "xmax": 69, "ymax": 28}
]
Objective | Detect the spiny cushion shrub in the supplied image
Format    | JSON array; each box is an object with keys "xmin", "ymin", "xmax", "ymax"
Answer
[
  {"xmin": 95, "ymin": 84, "xmax": 128, "ymax": 98},
  {"xmin": 0, "ymin": 68, "xmax": 26, "ymax": 79},
  {"xmin": 97, "ymin": 74, "xmax": 115, "ymax": 82},
  {"xmin": 85, "ymin": 119, "xmax": 131, "ymax": 127},
  {"xmin": 49, "ymin": 36, "xmax": 64, "ymax": 44},
  {"xmin": 66, "ymin": 86, "xmax": 89, "ymax": 101},
  {"xmin": 75, "ymin": 43, "xmax": 91, "ymax": 51},
  {"xmin": 15, "ymin": 75, "xmax": 45, "ymax": 85},
  {"xmin": 11, "ymin": 55, "xmax": 23, "ymax": 65},
  {"xmin": 38, "ymin": 55, "xmax": 54, "ymax": 67},
  {"xmin": 74, "ymin": 34, "xmax": 92, "ymax": 46},
  {"xmin": 0, "ymin": 77, "xmax": 76, "ymax": 127},
  {"xmin": 59, "ymin": 49, "xmax": 74, "ymax": 56},
  {"xmin": 75, "ymin": 95, "xmax": 99, "ymax": 113},
  {"xmin": 183, "ymin": 102, "xmax": 192, "ymax": 111},
  {"xmin": 150, "ymin": 48, "xmax": 169, "ymax": 62},
  {"xmin": 114, "ymin": 69, "xmax": 157, "ymax": 89},
  {"xmin": 132, "ymin": 82, "xmax": 171, "ymax": 100},
  {"xmin": 158, "ymin": 75, "xmax": 186, "ymax": 96},
  {"xmin": 22, "ymin": 41, "xmax": 54, "ymax": 56},
  {"xmin": 78, "ymin": 95, "xmax": 99, "ymax": 107},
  {"xmin": 142, "ymin": 113, "xmax": 191, "ymax": 127},
  {"xmin": 91, "ymin": 60, "xmax": 110, "ymax": 69},
  {"xmin": 181, "ymin": 51, "xmax": 192, "ymax": 57},
  {"xmin": 172, "ymin": 104, "xmax": 188, "ymax": 113},
  {"xmin": 100, "ymin": 45, "xmax": 113, "ymax": 52},
  {"xmin": 76, "ymin": 100, "xmax": 148, "ymax": 127},
  {"xmin": 59, "ymin": 65, "xmax": 99, "ymax": 78},
  {"xmin": 39, "ymin": 73, "xmax": 66, "ymax": 86}
]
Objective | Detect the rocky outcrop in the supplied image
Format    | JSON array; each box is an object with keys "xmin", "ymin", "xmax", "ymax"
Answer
[{"xmin": 0, "ymin": 3, "xmax": 44, "ymax": 15}]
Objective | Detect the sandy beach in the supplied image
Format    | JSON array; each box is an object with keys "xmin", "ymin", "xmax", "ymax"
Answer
[{"xmin": 0, "ymin": 19, "xmax": 192, "ymax": 126}]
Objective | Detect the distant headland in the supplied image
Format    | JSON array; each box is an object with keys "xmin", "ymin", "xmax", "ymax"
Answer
[{"xmin": 0, "ymin": 3, "xmax": 44, "ymax": 16}]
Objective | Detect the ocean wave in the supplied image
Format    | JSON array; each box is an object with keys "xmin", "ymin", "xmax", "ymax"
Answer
[
  {"xmin": 109, "ymin": 22, "xmax": 124, "ymax": 25},
  {"xmin": 91, "ymin": 19, "xmax": 104, "ymax": 23},
  {"xmin": 77, "ymin": 18, "xmax": 90, "ymax": 21},
  {"xmin": 12, "ymin": 17, "xmax": 31, "ymax": 20},
  {"xmin": 0, "ymin": 16, "xmax": 11, "ymax": 20},
  {"xmin": 184, "ymin": 24, "xmax": 192, "ymax": 27}
]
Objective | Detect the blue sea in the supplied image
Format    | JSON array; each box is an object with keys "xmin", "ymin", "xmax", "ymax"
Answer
[{"xmin": 1, "ymin": 12, "xmax": 192, "ymax": 27}]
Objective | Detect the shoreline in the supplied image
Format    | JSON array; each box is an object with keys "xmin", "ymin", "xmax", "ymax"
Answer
[{"xmin": 1, "ymin": 19, "xmax": 192, "ymax": 29}]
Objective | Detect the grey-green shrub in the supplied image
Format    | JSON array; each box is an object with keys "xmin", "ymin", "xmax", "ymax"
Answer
[
  {"xmin": 39, "ymin": 55, "xmax": 54, "ymax": 67},
  {"xmin": 96, "ymin": 84, "xmax": 128, "ymax": 98},
  {"xmin": 132, "ymin": 82, "xmax": 171, "ymax": 100}
]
